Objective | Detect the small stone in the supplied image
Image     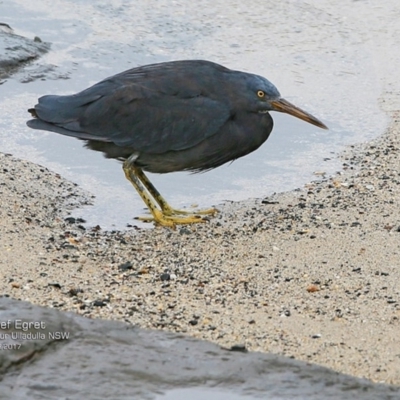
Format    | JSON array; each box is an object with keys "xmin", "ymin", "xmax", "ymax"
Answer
[
  {"xmin": 118, "ymin": 261, "xmax": 133, "ymax": 271},
  {"xmin": 281, "ymin": 310, "xmax": 291, "ymax": 317},
  {"xmin": 297, "ymin": 230, "xmax": 309, "ymax": 235},
  {"xmin": 261, "ymin": 199, "xmax": 279, "ymax": 205},
  {"xmin": 311, "ymin": 333, "xmax": 322, "ymax": 339},
  {"xmin": 68, "ymin": 288, "xmax": 83, "ymax": 296},
  {"xmin": 160, "ymin": 273, "xmax": 170, "ymax": 281},
  {"xmin": 48, "ymin": 283, "xmax": 62, "ymax": 289},
  {"xmin": 93, "ymin": 300, "xmax": 107, "ymax": 307},
  {"xmin": 228, "ymin": 344, "xmax": 248, "ymax": 353},
  {"xmin": 307, "ymin": 285, "xmax": 320, "ymax": 293}
]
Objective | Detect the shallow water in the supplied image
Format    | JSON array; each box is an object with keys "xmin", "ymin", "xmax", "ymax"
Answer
[
  {"xmin": 0, "ymin": 0, "xmax": 388, "ymax": 229},
  {"xmin": 155, "ymin": 388, "xmax": 262, "ymax": 400}
]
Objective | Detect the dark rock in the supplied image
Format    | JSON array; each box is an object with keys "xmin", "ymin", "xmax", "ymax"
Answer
[
  {"xmin": 92, "ymin": 300, "xmax": 108, "ymax": 307},
  {"xmin": 118, "ymin": 262, "xmax": 133, "ymax": 271},
  {"xmin": 262, "ymin": 199, "xmax": 279, "ymax": 205},
  {"xmin": 48, "ymin": 283, "xmax": 62, "ymax": 289},
  {"xmin": 0, "ymin": 24, "xmax": 50, "ymax": 80},
  {"xmin": 228, "ymin": 344, "xmax": 248, "ymax": 353},
  {"xmin": 0, "ymin": 277, "xmax": 398, "ymax": 400},
  {"xmin": 160, "ymin": 273, "xmax": 170, "ymax": 281}
]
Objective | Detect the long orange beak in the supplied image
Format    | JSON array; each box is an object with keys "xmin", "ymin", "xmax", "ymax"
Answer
[{"xmin": 270, "ymin": 98, "xmax": 328, "ymax": 129}]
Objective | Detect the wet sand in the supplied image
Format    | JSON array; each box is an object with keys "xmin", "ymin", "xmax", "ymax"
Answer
[{"xmin": 1, "ymin": 112, "xmax": 400, "ymax": 385}]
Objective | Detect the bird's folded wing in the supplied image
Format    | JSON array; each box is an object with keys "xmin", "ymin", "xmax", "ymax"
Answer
[{"xmin": 28, "ymin": 84, "xmax": 231, "ymax": 154}]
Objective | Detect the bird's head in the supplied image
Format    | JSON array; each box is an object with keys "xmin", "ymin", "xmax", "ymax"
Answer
[{"xmin": 251, "ymin": 75, "xmax": 328, "ymax": 130}]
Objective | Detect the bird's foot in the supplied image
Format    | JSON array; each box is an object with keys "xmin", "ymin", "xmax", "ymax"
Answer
[
  {"xmin": 162, "ymin": 205, "xmax": 218, "ymax": 217},
  {"xmin": 137, "ymin": 209, "xmax": 210, "ymax": 228}
]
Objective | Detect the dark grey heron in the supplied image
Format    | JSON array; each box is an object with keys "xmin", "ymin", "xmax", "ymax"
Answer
[{"xmin": 27, "ymin": 60, "xmax": 327, "ymax": 228}]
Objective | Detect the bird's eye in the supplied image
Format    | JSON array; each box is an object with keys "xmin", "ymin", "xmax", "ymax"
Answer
[{"xmin": 257, "ymin": 90, "xmax": 265, "ymax": 98}]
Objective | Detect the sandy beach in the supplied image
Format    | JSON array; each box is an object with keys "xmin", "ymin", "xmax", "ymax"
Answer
[{"xmin": 1, "ymin": 111, "xmax": 400, "ymax": 385}]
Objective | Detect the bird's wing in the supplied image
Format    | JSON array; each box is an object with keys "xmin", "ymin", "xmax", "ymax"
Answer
[{"xmin": 29, "ymin": 81, "xmax": 231, "ymax": 154}]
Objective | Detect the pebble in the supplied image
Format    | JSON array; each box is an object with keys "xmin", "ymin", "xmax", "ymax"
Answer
[
  {"xmin": 160, "ymin": 273, "xmax": 170, "ymax": 281},
  {"xmin": 118, "ymin": 262, "xmax": 133, "ymax": 271},
  {"xmin": 311, "ymin": 334, "xmax": 322, "ymax": 339},
  {"xmin": 229, "ymin": 344, "xmax": 248, "ymax": 353}
]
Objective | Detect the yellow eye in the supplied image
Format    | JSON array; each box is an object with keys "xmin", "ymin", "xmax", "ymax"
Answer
[{"xmin": 257, "ymin": 90, "xmax": 265, "ymax": 98}]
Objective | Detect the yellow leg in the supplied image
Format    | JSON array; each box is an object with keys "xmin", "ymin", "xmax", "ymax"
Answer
[
  {"xmin": 122, "ymin": 161, "xmax": 215, "ymax": 228},
  {"xmin": 135, "ymin": 168, "xmax": 218, "ymax": 216}
]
